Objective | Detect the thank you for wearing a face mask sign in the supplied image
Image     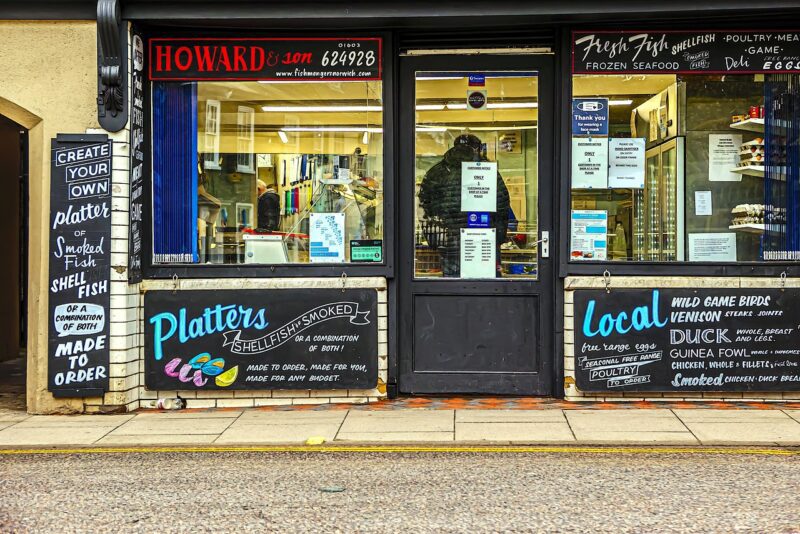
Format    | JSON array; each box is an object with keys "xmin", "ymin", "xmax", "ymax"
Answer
[
  {"xmin": 573, "ymin": 30, "xmax": 800, "ymax": 74},
  {"xmin": 48, "ymin": 135, "xmax": 112, "ymax": 396},
  {"xmin": 461, "ymin": 162, "xmax": 497, "ymax": 212},
  {"xmin": 571, "ymin": 98, "xmax": 609, "ymax": 189},
  {"xmin": 573, "ymin": 289, "xmax": 800, "ymax": 392},
  {"xmin": 144, "ymin": 289, "xmax": 378, "ymax": 390}
]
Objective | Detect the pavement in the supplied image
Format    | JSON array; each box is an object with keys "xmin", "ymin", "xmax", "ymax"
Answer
[{"xmin": 1, "ymin": 403, "xmax": 800, "ymax": 448}]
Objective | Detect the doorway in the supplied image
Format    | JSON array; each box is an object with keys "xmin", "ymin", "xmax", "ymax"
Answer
[
  {"xmin": 398, "ymin": 53, "xmax": 555, "ymax": 395},
  {"xmin": 0, "ymin": 114, "xmax": 27, "ymax": 411}
]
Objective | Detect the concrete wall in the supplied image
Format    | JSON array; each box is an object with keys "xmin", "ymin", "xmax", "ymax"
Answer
[
  {"xmin": 564, "ymin": 276, "xmax": 800, "ymax": 402},
  {"xmin": 0, "ymin": 21, "xmax": 102, "ymax": 413}
]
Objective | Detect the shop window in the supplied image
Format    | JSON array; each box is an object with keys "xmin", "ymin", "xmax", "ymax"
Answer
[
  {"xmin": 151, "ymin": 79, "xmax": 384, "ymax": 265},
  {"xmin": 570, "ymin": 73, "xmax": 800, "ymax": 263}
]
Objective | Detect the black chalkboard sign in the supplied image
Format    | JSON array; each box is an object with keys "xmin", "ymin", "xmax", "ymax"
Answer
[
  {"xmin": 149, "ymin": 37, "xmax": 382, "ymax": 81},
  {"xmin": 573, "ymin": 30, "xmax": 800, "ymax": 74},
  {"xmin": 128, "ymin": 29, "xmax": 145, "ymax": 283},
  {"xmin": 573, "ymin": 289, "xmax": 800, "ymax": 392},
  {"xmin": 48, "ymin": 134, "xmax": 112, "ymax": 396},
  {"xmin": 144, "ymin": 289, "xmax": 378, "ymax": 390}
]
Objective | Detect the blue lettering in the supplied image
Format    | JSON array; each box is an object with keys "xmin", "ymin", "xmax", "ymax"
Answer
[
  {"xmin": 149, "ymin": 312, "xmax": 177, "ymax": 361},
  {"xmin": 582, "ymin": 290, "xmax": 668, "ymax": 338},
  {"xmin": 149, "ymin": 304, "xmax": 270, "ymax": 359}
]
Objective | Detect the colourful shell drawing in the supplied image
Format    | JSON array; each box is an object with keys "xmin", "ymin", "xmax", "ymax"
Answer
[{"xmin": 201, "ymin": 358, "xmax": 226, "ymax": 376}]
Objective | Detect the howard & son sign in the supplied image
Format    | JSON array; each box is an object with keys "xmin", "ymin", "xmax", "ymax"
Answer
[{"xmin": 149, "ymin": 37, "xmax": 382, "ymax": 81}]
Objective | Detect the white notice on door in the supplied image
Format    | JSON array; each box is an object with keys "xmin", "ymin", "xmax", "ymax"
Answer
[
  {"xmin": 461, "ymin": 162, "xmax": 497, "ymax": 212},
  {"xmin": 571, "ymin": 137, "xmax": 608, "ymax": 189},
  {"xmin": 460, "ymin": 228, "xmax": 496, "ymax": 278},
  {"xmin": 708, "ymin": 134, "xmax": 742, "ymax": 182},
  {"xmin": 695, "ymin": 190, "xmax": 713, "ymax": 216}
]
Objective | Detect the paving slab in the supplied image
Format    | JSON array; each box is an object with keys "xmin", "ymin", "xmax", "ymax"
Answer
[
  {"xmin": 455, "ymin": 422, "xmax": 575, "ymax": 443},
  {"xmin": 216, "ymin": 424, "xmax": 340, "ymax": 444},
  {"xmin": 674, "ymin": 409, "xmax": 794, "ymax": 422},
  {"xmin": 683, "ymin": 421, "xmax": 800, "ymax": 445},
  {"xmin": 563, "ymin": 431, "xmax": 699, "ymax": 445},
  {"xmin": 236, "ymin": 411, "xmax": 346, "ymax": 425},
  {"xmin": 108, "ymin": 417, "xmax": 236, "ymax": 436},
  {"xmin": 455, "ymin": 410, "xmax": 567, "ymax": 423},
  {"xmin": 335, "ymin": 431, "xmax": 455, "ymax": 442},
  {"xmin": 0, "ymin": 412, "xmax": 29, "ymax": 423},
  {"xmin": 14, "ymin": 414, "xmax": 135, "ymax": 428},
  {"xmin": 96, "ymin": 434, "xmax": 220, "ymax": 446},
  {"xmin": 340, "ymin": 410, "xmax": 454, "ymax": 433},
  {"xmin": 783, "ymin": 410, "xmax": 800, "ymax": 423},
  {"xmin": 0, "ymin": 426, "xmax": 112, "ymax": 446},
  {"xmin": 566, "ymin": 409, "xmax": 687, "ymax": 433},
  {"xmin": 133, "ymin": 410, "xmax": 243, "ymax": 419},
  {"xmin": 0, "ymin": 421, "xmax": 20, "ymax": 431}
]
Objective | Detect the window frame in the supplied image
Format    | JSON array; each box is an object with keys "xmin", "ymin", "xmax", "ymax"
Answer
[
  {"xmin": 141, "ymin": 30, "xmax": 396, "ymax": 280},
  {"xmin": 558, "ymin": 27, "xmax": 800, "ymax": 279}
]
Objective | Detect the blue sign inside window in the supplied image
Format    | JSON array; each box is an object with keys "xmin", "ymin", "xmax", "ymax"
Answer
[
  {"xmin": 572, "ymin": 98, "xmax": 609, "ymax": 136},
  {"xmin": 467, "ymin": 212, "xmax": 490, "ymax": 228}
]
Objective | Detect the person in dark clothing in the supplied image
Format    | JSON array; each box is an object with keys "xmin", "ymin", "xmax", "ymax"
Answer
[
  {"xmin": 257, "ymin": 179, "xmax": 281, "ymax": 231},
  {"xmin": 419, "ymin": 134, "xmax": 510, "ymax": 277}
]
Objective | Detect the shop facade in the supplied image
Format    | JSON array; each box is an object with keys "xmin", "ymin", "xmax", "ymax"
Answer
[{"xmin": 3, "ymin": 1, "xmax": 800, "ymax": 413}]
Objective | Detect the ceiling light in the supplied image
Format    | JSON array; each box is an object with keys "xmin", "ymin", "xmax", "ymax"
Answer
[
  {"xmin": 446, "ymin": 103, "xmax": 468, "ymax": 110},
  {"xmin": 416, "ymin": 104, "xmax": 446, "ymax": 111},
  {"xmin": 609, "ymin": 99, "xmax": 634, "ymax": 106},
  {"xmin": 486, "ymin": 102, "xmax": 538, "ymax": 109},
  {"xmin": 281, "ymin": 127, "xmax": 383, "ymax": 133},
  {"xmin": 416, "ymin": 126, "xmax": 448, "ymax": 132},
  {"xmin": 415, "ymin": 75, "xmax": 463, "ymax": 80},
  {"xmin": 261, "ymin": 105, "xmax": 382, "ymax": 112},
  {"xmin": 277, "ymin": 131, "xmax": 289, "ymax": 144},
  {"xmin": 362, "ymin": 131, "xmax": 369, "ymax": 144}
]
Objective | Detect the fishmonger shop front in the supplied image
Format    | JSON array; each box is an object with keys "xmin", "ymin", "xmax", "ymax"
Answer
[{"xmin": 46, "ymin": 2, "xmax": 800, "ymax": 408}]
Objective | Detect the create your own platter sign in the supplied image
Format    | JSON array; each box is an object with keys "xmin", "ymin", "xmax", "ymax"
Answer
[
  {"xmin": 48, "ymin": 135, "xmax": 112, "ymax": 396},
  {"xmin": 144, "ymin": 289, "xmax": 378, "ymax": 390},
  {"xmin": 148, "ymin": 37, "xmax": 382, "ymax": 81},
  {"xmin": 573, "ymin": 30, "xmax": 800, "ymax": 74},
  {"xmin": 573, "ymin": 289, "xmax": 800, "ymax": 392}
]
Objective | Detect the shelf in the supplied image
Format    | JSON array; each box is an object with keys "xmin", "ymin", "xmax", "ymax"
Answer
[
  {"xmin": 730, "ymin": 166, "xmax": 765, "ymax": 178},
  {"xmin": 729, "ymin": 223, "xmax": 765, "ymax": 234},
  {"xmin": 730, "ymin": 118, "xmax": 764, "ymax": 133}
]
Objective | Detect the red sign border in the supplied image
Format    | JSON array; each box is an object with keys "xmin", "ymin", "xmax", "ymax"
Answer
[
  {"xmin": 571, "ymin": 29, "xmax": 800, "ymax": 75},
  {"xmin": 148, "ymin": 37, "xmax": 383, "ymax": 82}
]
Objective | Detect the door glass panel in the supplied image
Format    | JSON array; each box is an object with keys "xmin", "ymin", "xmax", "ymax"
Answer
[{"xmin": 413, "ymin": 71, "xmax": 539, "ymax": 279}]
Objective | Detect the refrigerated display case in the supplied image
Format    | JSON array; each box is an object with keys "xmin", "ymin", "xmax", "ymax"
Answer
[{"xmin": 633, "ymin": 137, "xmax": 685, "ymax": 261}]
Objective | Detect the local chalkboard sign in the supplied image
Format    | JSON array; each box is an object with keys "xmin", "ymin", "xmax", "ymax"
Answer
[
  {"xmin": 573, "ymin": 30, "xmax": 800, "ymax": 74},
  {"xmin": 149, "ymin": 37, "xmax": 382, "ymax": 81},
  {"xmin": 573, "ymin": 289, "xmax": 800, "ymax": 392},
  {"xmin": 48, "ymin": 134, "xmax": 112, "ymax": 397},
  {"xmin": 128, "ymin": 30, "xmax": 145, "ymax": 283},
  {"xmin": 144, "ymin": 289, "xmax": 378, "ymax": 390}
]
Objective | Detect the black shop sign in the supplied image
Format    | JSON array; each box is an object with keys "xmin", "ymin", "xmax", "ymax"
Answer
[
  {"xmin": 48, "ymin": 134, "xmax": 112, "ymax": 397},
  {"xmin": 144, "ymin": 289, "xmax": 378, "ymax": 390},
  {"xmin": 149, "ymin": 37, "xmax": 382, "ymax": 81},
  {"xmin": 573, "ymin": 30, "xmax": 800, "ymax": 74},
  {"xmin": 128, "ymin": 29, "xmax": 145, "ymax": 283},
  {"xmin": 573, "ymin": 289, "xmax": 800, "ymax": 392}
]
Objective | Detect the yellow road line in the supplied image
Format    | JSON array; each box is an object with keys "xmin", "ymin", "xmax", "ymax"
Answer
[{"xmin": 0, "ymin": 445, "xmax": 795, "ymax": 456}]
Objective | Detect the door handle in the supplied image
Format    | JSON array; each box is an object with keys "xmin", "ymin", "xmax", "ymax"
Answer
[{"xmin": 538, "ymin": 231, "xmax": 549, "ymax": 258}]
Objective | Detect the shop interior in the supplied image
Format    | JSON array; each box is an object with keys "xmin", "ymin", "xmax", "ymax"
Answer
[
  {"xmin": 195, "ymin": 80, "xmax": 384, "ymax": 264},
  {"xmin": 571, "ymin": 74, "xmax": 773, "ymax": 262}
]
